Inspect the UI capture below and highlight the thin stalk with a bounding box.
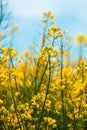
[9,72,22,130]
[36,55,51,130]
[60,38,67,129]
[36,62,48,93]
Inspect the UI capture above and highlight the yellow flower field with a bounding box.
[0,11,87,130]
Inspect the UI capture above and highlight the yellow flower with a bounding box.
[76,34,87,45]
[24,51,29,57]
[64,29,67,33]
[60,85,65,91]
[43,11,47,16]
[10,104,15,111]
[48,11,54,18]
[13,24,19,30]
[51,26,58,34]
[44,117,57,128]
[47,26,63,39]
[0,99,3,104]
[15,92,20,97]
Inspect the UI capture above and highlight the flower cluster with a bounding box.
[1,11,87,130]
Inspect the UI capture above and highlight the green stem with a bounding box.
[36,55,51,130]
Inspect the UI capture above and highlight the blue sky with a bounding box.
[8,0,87,57]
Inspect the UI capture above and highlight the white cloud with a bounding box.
[7,0,87,51]
[8,0,60,17]
[8,0,87,23]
